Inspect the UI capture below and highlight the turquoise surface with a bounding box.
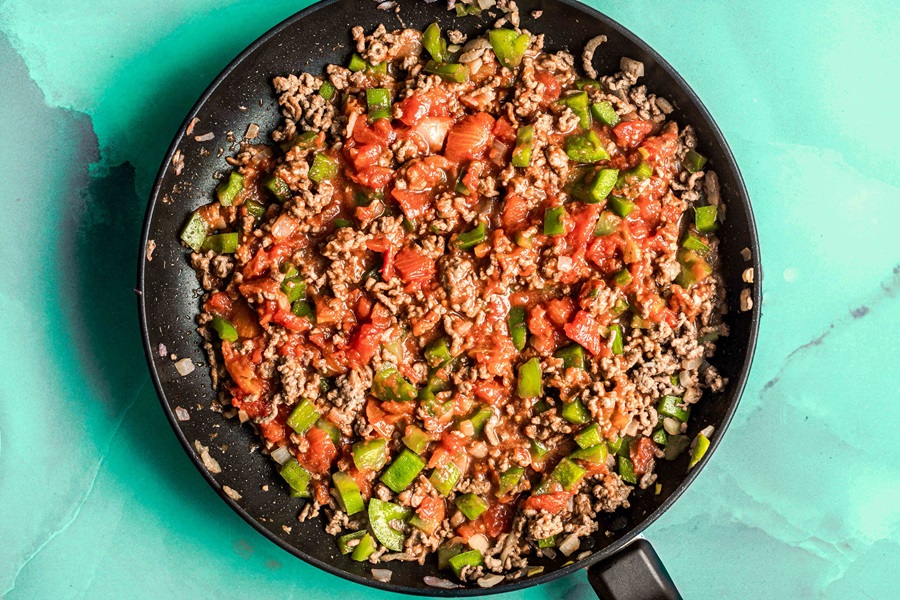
[0,0,897,597]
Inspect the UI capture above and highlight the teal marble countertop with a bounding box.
[1,1,897,597]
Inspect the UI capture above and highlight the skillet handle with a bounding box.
[587,538,682,600]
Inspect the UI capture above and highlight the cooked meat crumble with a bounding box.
[178,15,727,585]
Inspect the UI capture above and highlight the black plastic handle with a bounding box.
[587,538,683,600]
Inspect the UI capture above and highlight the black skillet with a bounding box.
[137,1,761,597]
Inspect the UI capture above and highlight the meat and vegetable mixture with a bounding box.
[180,10,727,587]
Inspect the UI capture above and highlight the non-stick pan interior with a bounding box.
[138,0,760,594]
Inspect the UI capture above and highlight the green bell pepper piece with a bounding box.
[516,358,543,399]
[544,206,567,235]
[574,423,602,449]
[351,533,377,561]
[281,277,306,303]
[287,399,319,434]
[429,461,461,496]
[244,199,266,219]
[536,536,557,549]
[530,438,549,461]
[262,173,290,202]
[583,168,619,203]
[380,449,426,493]
[337,530,367,554]
[216,171,244,206]
[423,60,470,83]
[576,78,600,90]
[455,222,487,249]
[210,316,238,343]
[561,398,591,424]
[569,443,608,464]
[682,232,711,255]
[683,149,708,173]
[348,53,367,72]
[352,438,388,471]
[558,91,591,129]
[422,22,449,62]
[607,436,625,455]
[508,306,527,351]
[613,268,632,287]
[425,338,452,368]
[609,323,624,355]
[308,153,338,183]
[438,543,465,570]
[402,425,436,454]
[591,101,620,127]
[368,498,412,551]
[291,300,315,321]
[497,466,524,496]
[618,455,638,484]
[488,28,530,69]
[695,205,718,233]
[564,130,609,163]
[279,459,311,496]
[367,87,392,122]
[319,81,335,101]
[554,344,585,370]
[608,196,635,218]
[372,365,418,402]
[332,471,365,515]
[593,210,621,236]
[652,428,668,445]
[551,457,587,490]
[449,549,484,579]
[201,232,238,254]
[409,513,440,536]
[658,395,691,422]
[455,493,489,520]
[512,125,534,167]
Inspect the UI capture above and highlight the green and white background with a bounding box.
[0,0,897,597]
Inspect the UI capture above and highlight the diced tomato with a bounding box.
[523,491,570,514]
[491,117,517,144]
[630,436,658,476]
[533,70,562,103]
[230,300,262,339]
[272,308,310,332]
[473,379,508,406]
[404,157,448,190]
[347,322,385,367]
[501,193,531,231]
[346,143,382,171]
[221,340,264,396]
[205,292,233,316]
[314,480,331,505]
[456,518,487,542]
[417,496,446,523]
[396,95,429,127]
[351,165,394,190]
[459,160,484,197]
[394,246,436,283]
[563,310,606,356]
[258,420,285,444]
[442,430,467,454]
[567,204,602,251]
[353,117,396,146]
[527,304,565,354]
[444,112,495,163]
[546,298,576,326]
[314,296,349,328]
[348,467,373,499]
[613,119,654,149]
[586,234,624,274]
[391,188,432,220]
[240,278,291,313]
[640,123,679,163]
[483,503,514,537]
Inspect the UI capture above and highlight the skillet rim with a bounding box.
[137,0,762,595]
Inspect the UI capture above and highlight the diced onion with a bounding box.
[663,417,681,435]
[700,425,715,439]
[424,576,460,589]
[175,406,190,422]
[477,574,505,588]
[194,440,222,474]
[223,486,242,501]
[158,343,168,357]
[620,57,645,78]
[175,358,195,376]
[271,446,292,465]
[489,140,509,166]
[238,409,250,423]
[468,533,489,553]
[414,117,451,152]
[540,547,557,559]
[194,132,215,142]
[478,0,496,10]
[559,533,581,557]
[371,569,393,583]
[682,356,702,370]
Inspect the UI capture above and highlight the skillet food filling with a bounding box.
[182,15,728,584]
